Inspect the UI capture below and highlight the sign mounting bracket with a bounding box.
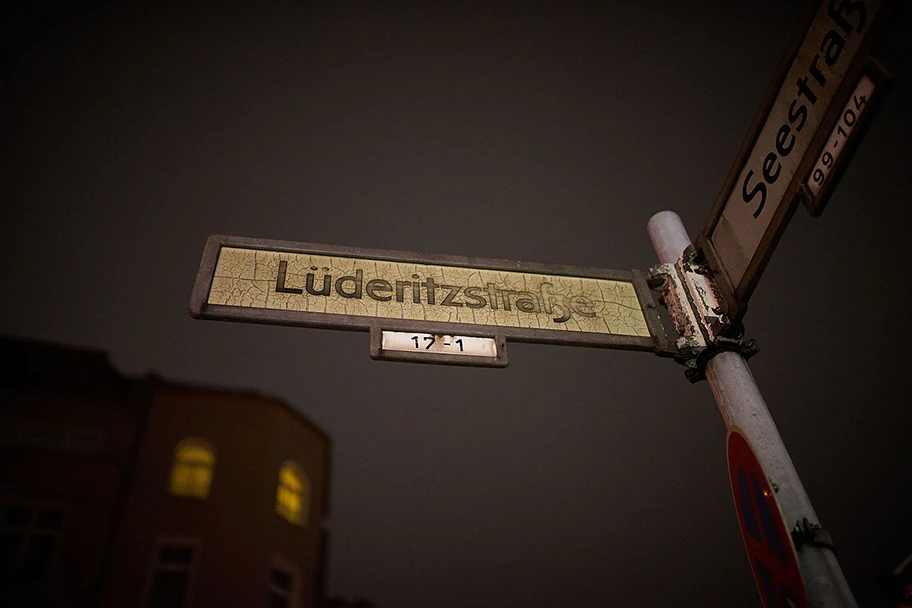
[648,246,758,382]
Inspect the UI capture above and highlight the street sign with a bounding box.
[697,0,892,320]
[728,428,810,608]
[190,235,673,361]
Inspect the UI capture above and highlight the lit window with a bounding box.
[275,462,309,526]
[169,439,215,499]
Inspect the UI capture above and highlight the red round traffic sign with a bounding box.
[727,428,809,607]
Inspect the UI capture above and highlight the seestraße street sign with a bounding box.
[697,0,892,321]
[190,235,673,362]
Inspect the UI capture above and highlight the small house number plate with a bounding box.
[381,331,498,357]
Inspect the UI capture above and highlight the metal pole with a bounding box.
[647,210,857,608]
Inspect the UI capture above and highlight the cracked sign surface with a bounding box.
[206,247,650,337]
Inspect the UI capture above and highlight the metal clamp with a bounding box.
[683,337,760,383]
[647,262,706,354]
[648,253,756,382]
[791,517,838,556]
[678,247,730,343]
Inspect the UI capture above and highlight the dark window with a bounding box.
[21,427,67,449]
[19,535,56,580]
[159,545,194,565]
[0,502,64,580]
[267,562,298,608]
[0,532,22,574]
[147,570,190,608]
[3,423,104,453]
[36,508,64,531]
[268,593,289,608]
[146,541,198,608]
[5,506,32,527]
[0,422,18,445]
[68,429,105,453]
[269,568,291,591]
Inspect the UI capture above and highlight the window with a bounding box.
[266,556,300,608]
[0,502,65,580]
[68,428,105,453]
[0,422,106,453]
[20,426,68,450]
[169,438,215,499]
[144,539,199,608]
[275,461,309,526]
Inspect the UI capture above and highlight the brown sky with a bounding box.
[3,2,911,606]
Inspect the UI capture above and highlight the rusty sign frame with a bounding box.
[189,235,674,358]
[696,0,894,322]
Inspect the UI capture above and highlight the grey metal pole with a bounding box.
[647,211,857,608]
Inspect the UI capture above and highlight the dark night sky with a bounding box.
[3,2,911,606]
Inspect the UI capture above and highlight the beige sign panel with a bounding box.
[701,0,886,317]
[206,246,649,337]
[190,236,671,355]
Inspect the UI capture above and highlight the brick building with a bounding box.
[0,335,330,607]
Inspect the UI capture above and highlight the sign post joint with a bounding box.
[648,245,757,381]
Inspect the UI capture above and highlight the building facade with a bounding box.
[0,336,330,607]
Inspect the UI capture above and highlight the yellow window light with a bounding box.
[276,461,309,526]
[169,438,215,499]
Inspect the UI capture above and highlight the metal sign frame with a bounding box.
[696,0,894,321]
[190,235,674,356]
